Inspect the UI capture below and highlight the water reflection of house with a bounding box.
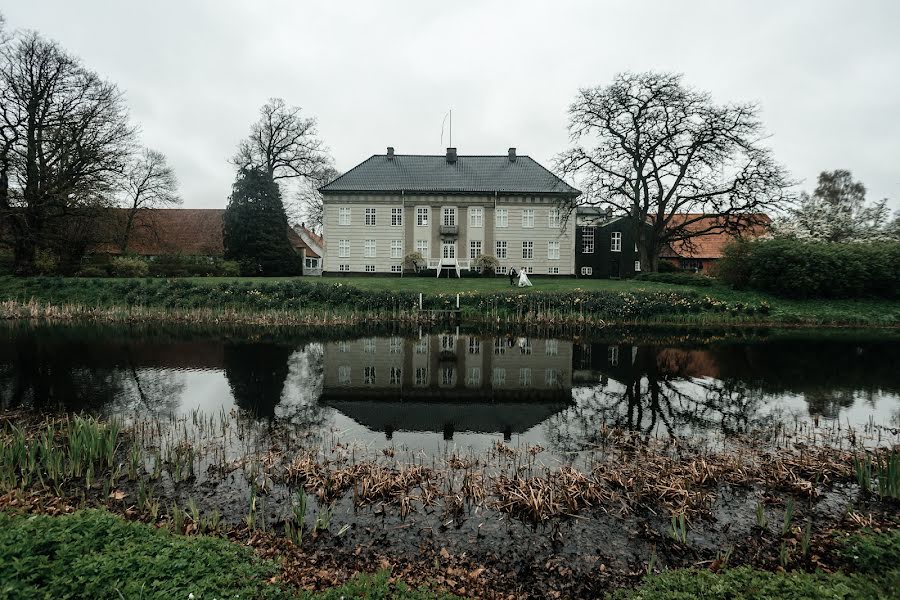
[322,335,573,439]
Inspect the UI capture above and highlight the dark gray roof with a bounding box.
[320,154,580,196]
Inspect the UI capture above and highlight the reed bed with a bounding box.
[2,409,895,530]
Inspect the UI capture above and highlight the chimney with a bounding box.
[386,146,394,160]
[446,147,457,164]
[508,147,517,162]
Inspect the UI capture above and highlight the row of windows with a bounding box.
[337,365,564,387]
[581,229,640,254]
[337,336,561,355]
[337,206,563,229]
[579,261,642,276]
[337,239,563,260]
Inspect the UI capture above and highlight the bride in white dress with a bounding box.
[517,267,533,287]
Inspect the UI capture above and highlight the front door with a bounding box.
[442,241,456,261]
[609,259,620,279]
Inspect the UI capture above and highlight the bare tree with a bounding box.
[118,148,181,252]
[294,165,339,230]
[0,30,134,274]
[233,98,331,182]
[556,72,793,271]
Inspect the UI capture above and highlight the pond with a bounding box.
[2,323,898,457]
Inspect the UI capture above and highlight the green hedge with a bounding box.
[634,272,714,287]
[8,277,770,320]
[718,239,900,299]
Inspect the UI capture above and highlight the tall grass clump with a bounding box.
[853,447,900,499]
[0,416,120,492]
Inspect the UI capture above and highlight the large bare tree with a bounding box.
[118,148,181,252]
[0,30,134,273]
[233,97,331,182]
[294,165,339,230]
[556,72,792,271]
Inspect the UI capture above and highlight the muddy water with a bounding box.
[1,324,898,454]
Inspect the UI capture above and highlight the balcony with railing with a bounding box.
[439,224,459,236]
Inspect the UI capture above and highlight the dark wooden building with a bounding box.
[574,209,648,279]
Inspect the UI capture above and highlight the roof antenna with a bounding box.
[440,108,452,148]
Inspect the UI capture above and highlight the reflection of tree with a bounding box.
[111,367,184,417]
[804,389,856,420]
[276,344,330,433]
[223,343,293,419]
[545,345,776,453]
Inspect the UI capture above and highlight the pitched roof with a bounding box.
[661,213,772,259]
[293,223,324,258]
[320,153,580,196]
[91,208,312,257]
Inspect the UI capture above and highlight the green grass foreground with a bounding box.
[1,509,896,600]
[0,509,455,600]
[0,275,897,327]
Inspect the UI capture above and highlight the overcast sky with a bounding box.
[4,1,898,212]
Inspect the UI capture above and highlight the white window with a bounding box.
[390,367,402,385]
[338,207,351,226]
[364,366,376,384]
[545,369,559,386]
[338,239,350,258]
[391,264,402,273]
[442,207,456,227]
[415,367,428,386]
[468,338,481,354]
[548,266,560,274]
[338,341,348,353]
[339,264,350,272]
[522,209,535,228]
[416,207,429,226]
[469,207,483,227]
[549,208,561,228]
[416,239,428,257]
[390,240,403,259]
[546,340,559,356]
[338,366,351,384]
[582,228,594,254]
[496,240,507,259]
[364,338,376,353]
[469,240,482,259]
[522,241,533,260]
[364,264,376,272]
[304,258,319,269]
[581,266,593,276]
[441,367,455,386]
[415,337,428,354]
[548,241,560,260]
[364,240,376,257]
[467,367,481,386]
[494,338,506,355]
[634,260,641,272]
[520,339,532,355]
[441,334,455,352]
[391,207,403,226]
[495,208,508,228]
[519,368,532,386]
[492,368,506,385]
[608,345,619,366]
[442,241,456,260]
[496,265,507,274]
[365,208,376,226]
[390,337,402,353]
[611,232,622,252]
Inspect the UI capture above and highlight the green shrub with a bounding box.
[110,256,150,278]
[473,254,500,276]
[34,250,58,275]
[74,266,108,278]
[634,272,714,287]
[657,260,678,273]
[718,239,900,299]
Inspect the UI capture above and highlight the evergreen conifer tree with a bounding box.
[223,167,301,275]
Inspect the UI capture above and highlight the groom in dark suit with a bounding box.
[508,267,517,286]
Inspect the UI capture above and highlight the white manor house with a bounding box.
[320,147,581,276]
